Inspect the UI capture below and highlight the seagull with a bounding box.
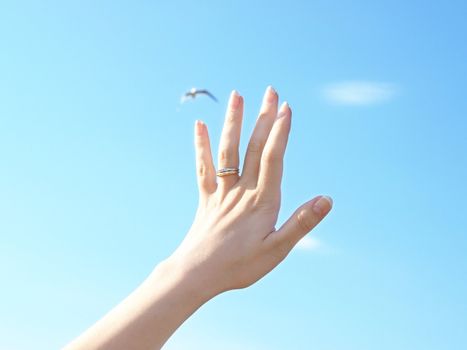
[181,88,218,103]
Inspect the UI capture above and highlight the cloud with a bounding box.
[296,236,322,251]
[323,81,396,106]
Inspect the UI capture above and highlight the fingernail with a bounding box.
[230,90,241,109]
[264,85,277,103]
[277,101,290,118]
[312,196,333,216]
[195,120,204,135]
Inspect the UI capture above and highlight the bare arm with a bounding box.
[64,87,332,350]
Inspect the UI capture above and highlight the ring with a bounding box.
[216,167,240,177]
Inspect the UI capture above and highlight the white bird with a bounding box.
[181,88,218,103]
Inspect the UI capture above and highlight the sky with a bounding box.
[0,1,466,349]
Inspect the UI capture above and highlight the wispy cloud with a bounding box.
[296,236,322,251]
[323,81,396,106]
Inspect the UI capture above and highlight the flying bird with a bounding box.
[181,88,218,103]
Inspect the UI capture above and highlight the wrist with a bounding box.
[147,255,219,306]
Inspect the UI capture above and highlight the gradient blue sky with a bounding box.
[1,1,466,349]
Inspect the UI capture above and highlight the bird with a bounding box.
[181,88,218,103]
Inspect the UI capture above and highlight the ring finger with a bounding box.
[217,90,244,193]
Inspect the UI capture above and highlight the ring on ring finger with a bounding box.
[216,167,240,177]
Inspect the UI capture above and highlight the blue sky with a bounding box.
[1,1,466,349]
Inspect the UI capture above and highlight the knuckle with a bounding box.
[241,190,261,210]
[226,111,237,123]
[250,191,279,213]
[258,111,269,120]
[297,210,315,233]
[258,108,273,120]
[263,150,280,164]
[197,164,208,177]
[228,186,245,202]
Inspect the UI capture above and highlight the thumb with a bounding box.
[268,195,333,250]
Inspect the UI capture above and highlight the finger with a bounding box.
[265,196,333,253]
[217,90,244,193]
[241,86,278,186]
[257,102,291,198]
[194,120,217,196]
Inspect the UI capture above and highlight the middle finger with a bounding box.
[241,86,278,186]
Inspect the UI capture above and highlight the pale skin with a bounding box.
[64,86,333,350]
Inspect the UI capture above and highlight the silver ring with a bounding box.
[216,167,240,177]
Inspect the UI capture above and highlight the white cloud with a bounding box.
[296,236,322,251]
[323,81,396,106]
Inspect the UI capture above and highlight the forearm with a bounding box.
[64,257,214,350]
[64,87,332,349]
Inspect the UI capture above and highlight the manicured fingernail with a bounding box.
[312,196,333,216]
[264,85,277,103]
[277,101,290,118]
[230,90,241,109]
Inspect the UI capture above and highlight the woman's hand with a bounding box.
[64,87,332,350]
[170,86,332,297]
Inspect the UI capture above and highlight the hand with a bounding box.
[64,87,333,350]
[170,86,333,297]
